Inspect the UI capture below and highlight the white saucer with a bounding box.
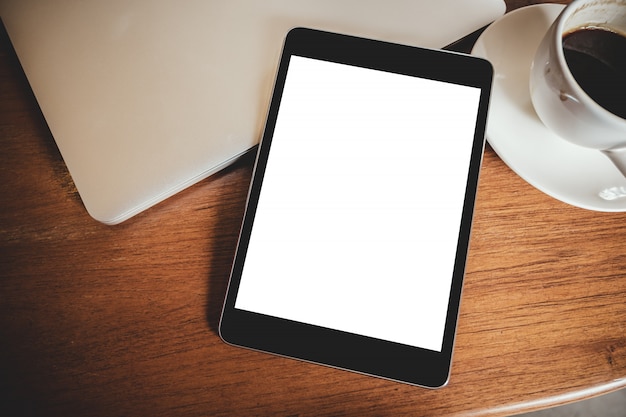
[471,4,626,212]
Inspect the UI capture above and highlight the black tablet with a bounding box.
[219,28,492,388]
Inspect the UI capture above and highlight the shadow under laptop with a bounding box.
[205,149,256,335]
[1,19,83,205]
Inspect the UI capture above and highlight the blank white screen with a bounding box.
[234,56,480,352]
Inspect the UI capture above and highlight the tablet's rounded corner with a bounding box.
[414,355,454,389]
[428,371,452,390]
[217,312,235,346]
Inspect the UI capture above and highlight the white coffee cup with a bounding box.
[529,0,626,177]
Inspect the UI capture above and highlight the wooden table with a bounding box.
[2,1,626,415]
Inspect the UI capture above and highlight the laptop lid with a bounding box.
[0,0,504,224]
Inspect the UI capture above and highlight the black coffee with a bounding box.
[562,27,626,119]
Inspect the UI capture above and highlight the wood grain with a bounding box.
[3,1,626,416]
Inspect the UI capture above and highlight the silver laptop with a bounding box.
[1,0,504,224]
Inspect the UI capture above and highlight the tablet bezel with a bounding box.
[219,27,492,388]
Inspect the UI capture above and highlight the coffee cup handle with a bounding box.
[601,147,626,180]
